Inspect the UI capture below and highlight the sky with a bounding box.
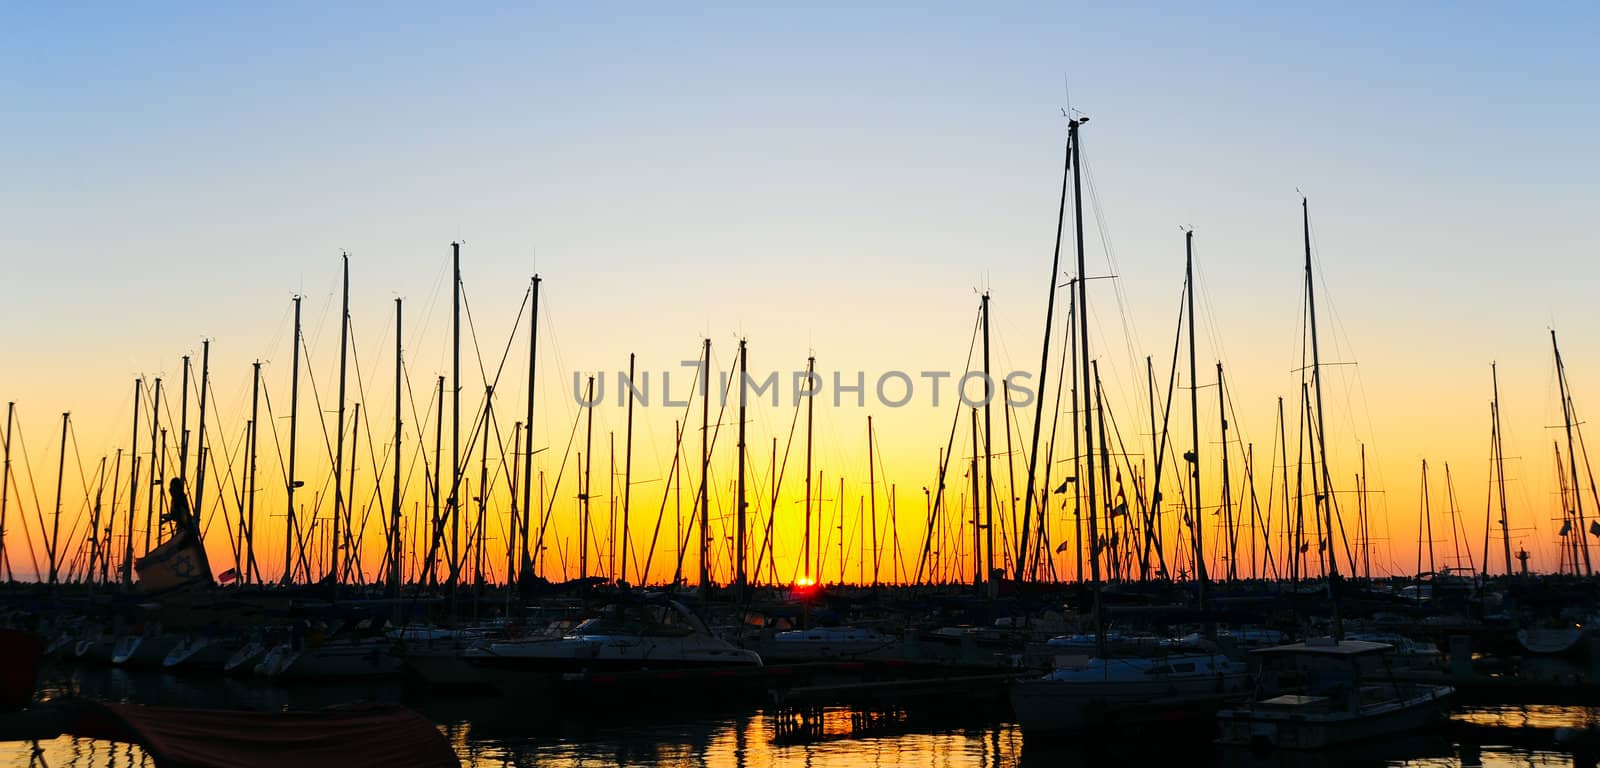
[1,2,1598,585]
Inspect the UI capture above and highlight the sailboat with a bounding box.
[1215,200,1453,749]
[1009,116,1253,732]
[457,598,761,695]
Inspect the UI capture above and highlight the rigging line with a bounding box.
[199,376,246,552]
[673,344,736,584]
[53,422,95,579]
[258,365,305,580]
[642,373,704,585]
[197,421,245,568]
[447,284,531,486]
[1079,155,1145,377]
[914,308,982,585]
[531,377,585,580]
[9,413,46,579]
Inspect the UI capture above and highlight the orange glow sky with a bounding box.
[3,4,1599,584]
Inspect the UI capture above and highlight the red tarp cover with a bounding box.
[63,700,459,768]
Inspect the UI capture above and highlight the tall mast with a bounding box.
[0,403,11,580]
[1360,445,1370,580]
[123,379,141,586]
[970,407,982,589]
[391,298,404,593]
[477,388,491,594]
[1144,359,1158,581]
[624,353,637,585]
[734,341,747,597]
[164,358,189,550]
[803,354,815,583]
[194,340,211,553]
[1018,115,1082,579]
[980,291,994,586]
[286,295,303,584]
[869,415,878,584]
[146,378,162,552]
[88,457,106,585]
[1553,330,1591,575]
[1218,361,1235,582]
[1419,460,1434,575]
[1279,396,1293,585]
[247,362,261,584]
[699,341,712,593]
[430,375,443,586]
[506,423,520,591]
[178,355,191,489]
[1492,363,1513,576]
[449,242,463,612]
[1303,199,1342,597]
[521,275,541,584]
[346,403,360,583]
[1186,230,1208,599]
[48,412,68,585]
[332,253,350,583]
[583,376,595,582]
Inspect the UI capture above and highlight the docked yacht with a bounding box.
[1215,638,1453,750]
[256,637,401,680]
[461,600,761,694]
[1010,653,1250,731]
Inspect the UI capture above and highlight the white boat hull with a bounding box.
[1010,665,1252,731]
[1216,686,1452,750]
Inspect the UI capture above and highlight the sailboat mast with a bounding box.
[1019,116,1081,579]
[0,403,11,580]
[477,389,491,593]
[146,377,161,551]
[521,275,540,583]
[123,382,140,586]
[87,457,106,585]
[427,376,442,585]
[981,292,994,586]
[286,296,303,583]
[194,340,212,556]
[1552,330,1591,575]
[804,354,815,583]
[1361,444,1370,580]
[247,362,261,584]
[625,353,637,585]
[583,376,595,582]
[332,253,350,583]
[449,242,463,611]
[1219,361,1234,581]
[970,407,981,589]
[1492,363,1513,576]
[699,340,711,593]
[1186,230,1208,597]
[869,415,878,584]
[346,402,360,583]
[734,342,747,596]
[48,412,68,585]
[179,355,191,489]
[391,298,404,593]
[1303,199,1340,582]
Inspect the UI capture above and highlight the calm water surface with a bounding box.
[2,666,1595,767]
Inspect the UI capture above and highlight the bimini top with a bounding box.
[1251,639,1394,657]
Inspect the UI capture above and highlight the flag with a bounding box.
[1589,521,1600,538]
[1560,519,1573,536]
[1109,471,1128,517]
[1056,540,1071,554]
[135,529,212,593]
[135,479,214,594]
[217,568,239,585]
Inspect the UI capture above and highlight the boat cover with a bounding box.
[61,699,459,768]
